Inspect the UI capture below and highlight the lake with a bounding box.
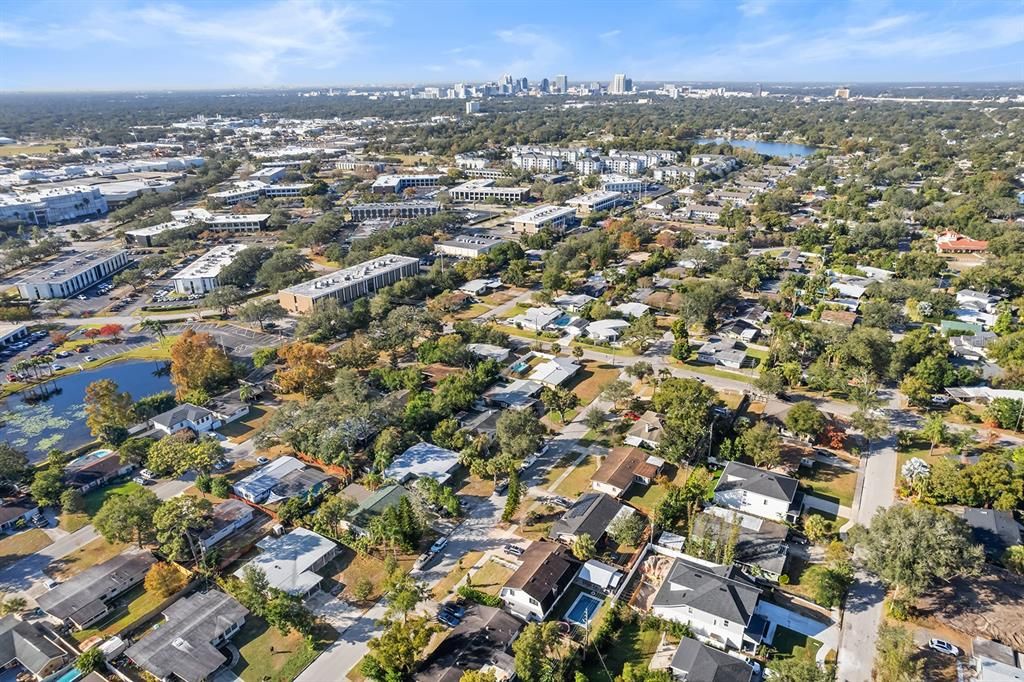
[696,137,819,158]
[0,360,173,462]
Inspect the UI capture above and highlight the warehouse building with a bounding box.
[278,254,420,313]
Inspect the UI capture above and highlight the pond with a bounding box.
[0,360,173,462]
[695,137,819,158]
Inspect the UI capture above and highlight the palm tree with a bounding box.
[141,318,167,345]
[238,384,257,403]
[921,414,948,457]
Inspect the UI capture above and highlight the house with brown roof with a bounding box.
[499,541,578,622]
[63,451,134,493]
[819,309,857,329]
[592,446,665,498]
[625,411,665,449]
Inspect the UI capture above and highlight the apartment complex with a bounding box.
[17,249,130,300]
[171,244,247,295]
[0,185,109,226]
[511,204,577,234]
[278,254,420,313]
[448,179,530,203]
[511,153,563,172]
[349,201,440,221]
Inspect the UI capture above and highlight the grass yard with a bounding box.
[580,620,663,682]
[771,626,823,661]
[568,360,622,407]
[718,390,746,410]
[679,359,758,381]
[623,463,691,516]
[325,549,393,604]
[83,480,145,516]
[0,529,53,571]
[451,303,491,321]
[432,551,484,600]
[553,453,599,499]
[797,463,857,507]
[468,559,515,596]
[516,502,562,540]
[233,618,336,682]
[219,405,274,442]
[570,339,637,357]
[72,583,167,642]
[47,537,129,580]
[0,143,63,157]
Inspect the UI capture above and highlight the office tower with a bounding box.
[754,82,762,97]
[539,77,549,93]
[623,77,632,93]
[610,73,626,94]
[554,74,568,93]
[519,77,528,91]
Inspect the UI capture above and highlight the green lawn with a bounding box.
[468,559,515,596]
[623,464,691,516]
[771,626,823,661]
[83,480,145,516]
[233,618,337,682]
[553,454,599,499]
[677,358,758,381]
[797,463,857,507]
[580,620,663,682]
[0,529,53,571]
[72,583,167,642]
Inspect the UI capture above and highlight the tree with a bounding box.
[803,514,834,544]
[384,572,426,622]
[601,379,634,412]
[513,621,563,682]
[252,346,278,368]
[236,299,286,331]
[608,512,647,546]
[584,408,606,431]
[75,648,105,676]
[572,532,596,560]
[147,435,224,477]
[0,444,28,493]
[276,341,334,398]
[875,623,923,682]
[502,471,522,523]
[154,495,213,563]
[141,317,167,342]
[93,487,160,547]
[362,617,438,680]
[0,597,26,615]
[652,378,719,462]
[335,333,378,369]
[169,330,234,400]
[855,504,983,599]
[785,401,826,440]
[30,468,65,508]
[626,361,654,383]
[144,562,187,598]
[211,476,231,498]
[84,379,135,440]
[920,414,949,456]
[60,488,84,514]
[539,386,579,423]
[753,369,785,398]
[623,315,659,353]
[205,285,246,315]
[984,398,1024,431]
[496,410,545,462]
[740,421,781,469]
[804,562,852,607]
[460,671,499,682]
[266,591,315,636]
[767,656,833,682]
[899,375,932,407]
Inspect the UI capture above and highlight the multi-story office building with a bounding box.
[609,73,628,95]
[511,204,577,234]
[465,101,481,114]
[124,220,196,247]
[601,175,647,193]
[566,190,625,216]
[0,186,108,226]
[554,75,568,93]
[511,153,563,173]
[278,255,421,313]
[172,244,247,295]
[370,174,443,194]
[263,183,311,198]
[209,181,311,205]
[248,167,286,183]
[17,249,130,300]
[348,201,440,221]
[436,234,508,258]
[203,213,270,233]
[465,167,509,180]
[448,179,530,203]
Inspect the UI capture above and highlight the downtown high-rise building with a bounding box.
[610,73,628,94]
[554,74,568,93]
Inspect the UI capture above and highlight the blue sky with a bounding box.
[1,0,1022,91]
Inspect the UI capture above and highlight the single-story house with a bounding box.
[578,559,624,592]
[957,289,1000,313]
[592,447,665,499]
[713,462,799,523]
[971,637,1024,682]
[553,294,595,313]
[718,320,760,343]
[465,343,512,363]
[509,306,563,332]
[233,528,338,599]
[385,442,461,485]
[549,492,630,545]
[125,590,248,682]
[0,498,41,533]
[0,615,71,681]
[624,411,665,449]
[950,330,997,360]
[150,403,222,435]
[669,636,754,682]
[457,408,502,441]
[232,456,324,505]
[344,484,411,536]
[500,541,579,622]
[615,302,650,319]
[460,278,502,297]
[960,507,1022,562]
[586,318,630,343]
[819,309,858,329]
[697,337,748,369]
[36,550,156,630]
[265,467,336,505]
[415,605,522,682]
[199,500,255,550]
[529,357,581,387]
[483,379,543,411]
[63,450,134,493]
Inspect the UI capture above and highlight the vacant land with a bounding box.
[233,618,336,682]
[580,620,663,682]
[0,529,53,571]
[47,538,129,580]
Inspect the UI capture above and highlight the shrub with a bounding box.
[458,585,502,608]
[778,574,790,585]
[144,562,187,598]
[210,476,231,498]
[886,596,911,621]
[352,577,374,602]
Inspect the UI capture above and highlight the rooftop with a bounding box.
[513,204,576,225]
[16,248,126,285]
[172,244,247,281]
[715,461,799,503]
[234,528,337,596]
[36,550,155,626]
[279,254,419,298]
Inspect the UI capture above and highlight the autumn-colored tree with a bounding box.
[83,328,101,339]
[144,562,187,598]
[276,341,335,398]
[169,330,234,400]
[819,424,846,450]
[655,231,678,249]
[619,231,640,251]
[98,323,124,339]
[49,331,68,345]
[84,379,135,439]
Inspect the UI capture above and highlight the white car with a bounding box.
[928,639,960,656]
[139,469,156,480]
[83,355,97,362]
[520,453,539,471]
[429,537,448,554]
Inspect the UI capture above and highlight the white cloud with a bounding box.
[737,0,772,17]
[599,29,622,45]
[495,27,566,76]
[847,15,914,36]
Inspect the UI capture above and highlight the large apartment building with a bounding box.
[278,254,420,313]
[349,201,440,221]
[17,249,130,300]
[511,153,563,173]
[448,179,530,203]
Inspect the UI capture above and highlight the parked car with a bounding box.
[928,639,960,656]
[44,579,59,590]
[429,537,448,554]
[494,479,509,494]
[256,456,270,465]
[440,602,465,619]
[83,356,97,362]
[436,610,460,628]
[213,460,231,471]
[503,544,524,557]
[139,469,156,480]
[56,351,72,358]
[132,476,152,486]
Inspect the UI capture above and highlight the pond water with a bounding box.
[696,137,819,157]
[0,360,172,462]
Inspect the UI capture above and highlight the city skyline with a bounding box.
[1,0,1022,91]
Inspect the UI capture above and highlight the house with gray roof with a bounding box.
[343,484,411,536]
[233,528,338,598]
[713,462,799,523]
[692,506,791,582]
[960,507,1022,562]
[651,557,763,651]
[669,636,754,682]
[385,442,461,485]
[549,492,630,545]
[125,590,248,682]
[0,615,71,680]
[36,550,156,630]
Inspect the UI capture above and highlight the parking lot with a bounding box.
[166,321,290,357]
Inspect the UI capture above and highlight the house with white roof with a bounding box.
[385,442,460,485]
[615,302,650,319]
[586,318,630,343]
[529,357,581,387]
[233,528,338,599]
[509,306,563,332]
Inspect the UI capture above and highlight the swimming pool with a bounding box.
[510,360,529,374]
[52,667,82,682]
[67,449,113,468]
[564,592,603,626]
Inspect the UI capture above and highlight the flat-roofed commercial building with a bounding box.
[171,244,247,295]
[436,234,508,258]
[600,175,647,193]
[449,179,530,203]
[263,183,310,198]
[566,190,624,216]
[371,174,443,194]
[511,204,577,234]
[124,220,194,247]
[278,254,420,313]
[0,185,108,226]
[203,213,270,232]
[0,323,28,347]
[349,201,440,221]
[465,167,508,180]
[209,181,310,205]
[249,166,286,183]
[17,249,130,300]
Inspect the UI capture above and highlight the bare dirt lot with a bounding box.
[915,566,1024,650]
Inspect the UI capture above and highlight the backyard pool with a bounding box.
[565,592,604,626]
[52,667,82,682]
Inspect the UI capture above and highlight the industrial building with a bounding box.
[171,244,247,295]
[16,249,130,300]
[278,254,420,313]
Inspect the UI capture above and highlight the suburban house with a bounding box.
[483,379,543,411]
[692,506,791,582]
[950,330,997,360]
[500,541,579,622]
[415,605,522,682]
[553,293,595,312]
[342,483,411,536]
[586,318,630,343]
[509,306,563,332]
[0,498,41,533]
[0,615,71,681]
[651,558,763,651]
[199,500,255,550]
[713,462,799,523]
[125,590,248,682]
[384,442,461,485]
[232,456,334,505]
[959,507,1022,562]
[956,289,1000,313]
[669,636,755,682]
[149,400,249,436]
[549,492,631,545]
[578,559,625,593]
[615,302,651,319]
[935,230,988,254]
[465,343,512,364]
[528,357,581,387]
[233,528,339,599]
[696,337,748,369]
[36,550,156,630]
[971,637,1024,682]
[592,447,665,498]
[63,451,134,493]
[625,411,666,449]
